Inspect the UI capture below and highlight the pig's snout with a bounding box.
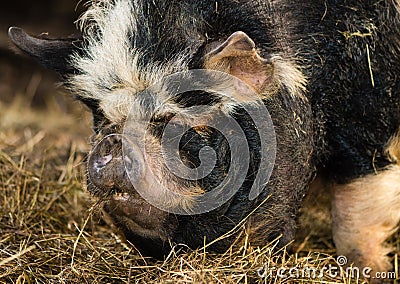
[87,134,143,196]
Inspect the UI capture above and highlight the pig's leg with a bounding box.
[331,165,400,273]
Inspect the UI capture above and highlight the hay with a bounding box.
[0,84,396,284]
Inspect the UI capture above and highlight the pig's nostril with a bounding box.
[122,143,145,184]
[124,155,133,169]
[123,154,141,179]
[94,154,113,172]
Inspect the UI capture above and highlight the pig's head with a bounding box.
[9,0,314,258]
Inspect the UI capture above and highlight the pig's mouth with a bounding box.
[87,134,174,241]
[109,191,156,222]
[88,181,173,241]
[112,192,130,202]
[106,191,170,235]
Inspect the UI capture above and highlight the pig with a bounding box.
[8,0,400,275]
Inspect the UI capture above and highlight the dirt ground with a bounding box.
[0,1,398,283]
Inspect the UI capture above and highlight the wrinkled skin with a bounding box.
[9,0,400,274]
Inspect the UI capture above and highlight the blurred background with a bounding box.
[0,0,92,159]
[0,0,82,106]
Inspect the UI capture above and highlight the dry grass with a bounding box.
[0,78,398,284]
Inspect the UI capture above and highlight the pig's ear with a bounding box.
[204,31,275,94]
[8,27,81,76]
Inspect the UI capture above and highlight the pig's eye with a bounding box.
[172,91,221,107]
[178,126,230,172]
[148,113,176,139]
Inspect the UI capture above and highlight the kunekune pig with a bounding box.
[8,0,400,275]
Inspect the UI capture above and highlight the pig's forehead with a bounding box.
[69,51,190,121]
[67,0,199,122]
[66,0,307,122]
